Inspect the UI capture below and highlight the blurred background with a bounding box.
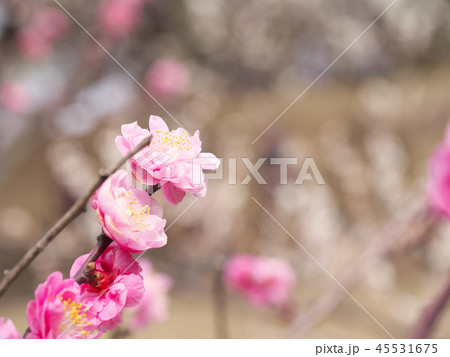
[1,0,450,338]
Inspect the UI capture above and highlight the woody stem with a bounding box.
[73,232,113,285]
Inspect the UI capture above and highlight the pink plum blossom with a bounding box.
[91,170,167,252]
[70,243,144,332]
[16,7,69,61]
[17,27,52,61]
[115,116,220,205]
[128,259,172,331]
[26,272,99,339]
[32,7,70,42]
[428,125,450,218]
[223,254,296,309]
[0,82,29,114]
[144,60,190,101]
[70,243,144,331]
[97,0,145,39]
[0,318,21,339]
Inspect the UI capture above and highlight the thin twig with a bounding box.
[0,135,151,299]
[22,327,31,338]
[409,273,450,339]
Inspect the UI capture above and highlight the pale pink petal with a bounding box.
[161,182,186,205]
[149,115,169,133]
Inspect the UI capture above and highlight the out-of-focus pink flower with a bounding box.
[70,243,144,332]
[32,7,70,42]
[97,0,145,39]
[223,254,296,309]
[26,272,99,339]
[91,170,167,252]
[16,7,70,60]
[0,318,21,339]
[0,82,29,114]
[128,259,172,331]
[428,126,450,218]
[17,27,52,60]
[115,116,220,205]
[144,60,190,101]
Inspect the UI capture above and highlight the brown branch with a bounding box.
[73,232,113,285]
[22,327,31,338]
[0,135,151,299]
[409,273,450,339]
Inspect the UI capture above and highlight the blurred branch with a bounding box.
[283,196,436,338]
[388,212,439,257]
[110,327,130,339]
[0,135,151,300]
[409,272,450,339]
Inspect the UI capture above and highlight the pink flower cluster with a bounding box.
[0,253,170,339]
[69,243,144,332]
[17,6,70,61]
[223,254,296,309]
[92,115,218,251]
[116,115,220,205]
[1,115,218,338]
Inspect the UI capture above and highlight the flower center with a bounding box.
[58,296,91,338]
[153,129,193,151]
[119,191,152,230]
[94,272,115,291]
